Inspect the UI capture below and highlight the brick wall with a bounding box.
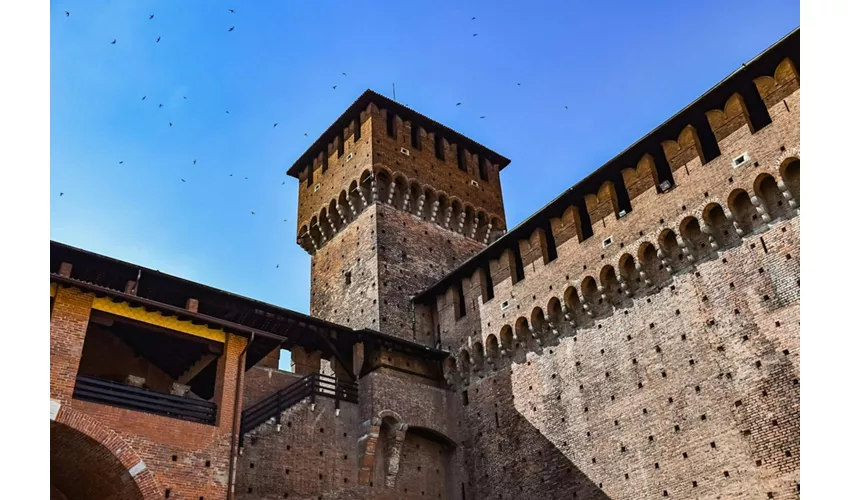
[50,289,250,500]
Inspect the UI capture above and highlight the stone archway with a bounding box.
[51,406,160,500]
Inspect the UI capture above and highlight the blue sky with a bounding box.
[51,0,799,319]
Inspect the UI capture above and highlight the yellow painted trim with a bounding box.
[91,297,226,343]
[50,283,56,297]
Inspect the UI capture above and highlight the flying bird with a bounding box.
[564,105,568,110]
[244,176,248,180]
[193,159,197,165]
[183,96,187,99]
[65,10,69,17]
[141,96,146,100]
[226,110,230,114]
[111,39,117,44]
[342,72,347,76]
[479,116,485,119]
[156,36,161,43]
[517,83,521,86]
[472,17,476,20]
[159,103,163,108]
[304,133,308,136]
[229,9,235,13]
[473,33,478,37]
[60,192,64,196]
[181,179,186,183]
[456,102,462,106]
[149,14,154,20]
[229,174,233,177]
[273,123,278,127]
[332,85,337,90]
[119,161,124,164]
[250,211,255,215]
[276,264,279,268]
[228,26,235,32]
[169,122,173,127]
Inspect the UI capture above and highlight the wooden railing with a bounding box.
[72,375,217,425]
[240,373,357,444]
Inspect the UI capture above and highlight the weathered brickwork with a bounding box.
[51,30,799,500]
[422,50,800,499]
[50,287,250,500]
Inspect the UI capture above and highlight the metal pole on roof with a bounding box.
[392,83,396,101]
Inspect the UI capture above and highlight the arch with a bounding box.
[703,202,736,248]
[619,253,640,290]
[52,406,160,500]
[298,224,314,253]
[359,170,374,205]
[348,180,364,213]
[423,187,438,220]
[328,199,344,231]
[546,297,564,325]
[563,286,582,318]
[599,265,620,303]
[515,317,532,347]
[679,216,711,260]
[499,325,514,352]
[337,190,353,222]
[391,173,409,210]
[657,228,682,269]
[662,124,705,170]
[471,342,485,367]
[728,188,761,234]
[436,192,450,226]
[580,276,601,305]
[461,204,476,237]
[638,241,667,287]
[754,173,791,219]
[780,157,800,204]
[485,334,499,359]
[473,210,489,242]
[309,215,322,247]
[375,169,392,203]
[319,208,333,240]
[530,307,547,337]
[408,181,423,214]
[449,198,464,231]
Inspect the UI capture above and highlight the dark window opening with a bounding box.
[456,146,467,172]
[456,285,467,319]
[321,154,328,173]
[543,226,558,264]
[354,120,361,141]
[345,271,352,286]
[435,135,445,160]
[478,155,489,181]
[483,266,495,303]
[578,202,592,241]
[462,390,469,406]
[386,112,396,138]
[306,164,314,186]
[741,80,772,131]
[411,124,421,149]
[694,114,721,163]
[337,134,345,158]
[512,245,525,283]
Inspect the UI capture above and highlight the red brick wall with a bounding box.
[50,289,249,500]
[425,76,800,499]
[243,366,301,407]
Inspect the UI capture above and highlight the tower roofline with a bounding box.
[286,89,511,178]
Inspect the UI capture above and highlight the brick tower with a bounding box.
[288,90,511,345]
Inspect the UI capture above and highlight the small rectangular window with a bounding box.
[462,390,469,406]
[411,124,421,150]
[544,226,558,263]
[344,271,352,286]
[512,246,525,283]
[435,135,445,160]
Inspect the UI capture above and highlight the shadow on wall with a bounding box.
[462,368,610,500]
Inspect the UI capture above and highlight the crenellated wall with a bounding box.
[415,53,800,499]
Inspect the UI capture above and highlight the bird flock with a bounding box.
[56,7,570,271]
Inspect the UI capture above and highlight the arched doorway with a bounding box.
[50,408,159,500]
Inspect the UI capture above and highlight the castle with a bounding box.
[49,28,800,500]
